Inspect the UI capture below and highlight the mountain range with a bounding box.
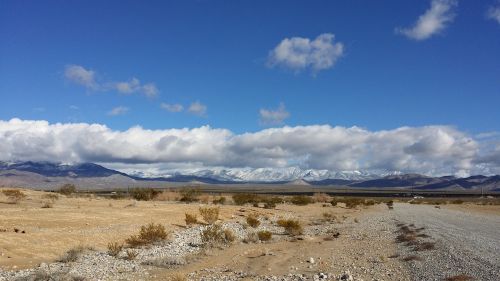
[0,161,499,192]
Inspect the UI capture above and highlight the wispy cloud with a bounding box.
[64,65,99,90]
[487,2,500,24]
[259,103,290,125]
[267,33,344,74]
[65,64,158,98]
[160,103,184,113]
[396,0,457,41]
[187,101,207,117]
[107,106,129,116]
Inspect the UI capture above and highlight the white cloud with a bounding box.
[64,65,98,90]
[487,3,500,24]
[1,119,499,176]
[112,78,159,98]
[267,33,344,74]
[259,103,290,125]
[396,0,457,41]
[65,65,159,97]
[107,106,129,116]
[161,103,184,113]
[187,101,207,117]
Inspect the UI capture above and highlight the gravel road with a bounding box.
[390,203,500,281]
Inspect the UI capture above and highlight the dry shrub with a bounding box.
[58,184,76,195]
[185,213,198,226]
[402,255,422,262]
[246,214,260,228]
[444,275,474,281]
[155,190,180,201]
[243,232,259,243]
[199,206,219,224]
[322,212,337,222]
[262,196,282,209]
[201,224,234,246]
[232,193,261,205]
[343,198,364,209]
[126,223,169,247]
[290,195,312,206]
[199,194,211,204]
[59,245,91,263]
[42,193,59,201]
[2,189,26,203]
[277,219,303,236]
[130,188,160,201]
[107,242,123,257]
[312,193,330,203]
[168,273,187,281]
[179,187,201,202]
[257,230,272,241]
[41,202,53,208]
[414,241,435,251]
[125,249,138,260]
[451,199,464,204]
[212,196,226,205]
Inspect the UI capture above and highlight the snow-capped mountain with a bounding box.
[130,167,389,182]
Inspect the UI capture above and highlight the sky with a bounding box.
[1,0,500,177]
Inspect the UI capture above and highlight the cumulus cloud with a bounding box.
[487,3,500,24]
[64,65,99,90]
[1,119,499,176]
[161,103,184,113]
[65,65,159,97]
[259,103,290,125]
[396,0,457,41]
[187,101,207,117]
[107,106,129,116]
[267,33,344,74]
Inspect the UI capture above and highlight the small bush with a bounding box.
[185,213,198,226]
[312,193,330,203]
[125,249,138,260]
[42,193,59,201]
[59,245,89,263]
[343,198,364,208]
[246,214,260,228]
[212,196,226,205]
[414,242,435,251]
[58,184,77,196]
[330,199,338,206]
[2,189,26,203]
[129,188,160,201]
[41,202,53,208]
[232,193,261,205]
[179,187,201,202]
[322,212,337,222]
[243,232,259,243]
[223,229,236,243]
[107,242,123,257]
[277,219,303,236]
[126,223,169,247]
[155,190,180,201]
[450,199,464,204]
[257,230,272,241]
[199,206,219,224]
[290,195,312,206]
[201,224,233,246]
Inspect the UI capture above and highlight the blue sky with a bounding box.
[1,0,500,176]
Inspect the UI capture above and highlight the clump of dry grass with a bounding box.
[402,255,422,262]
[107,242,123,257]
[312,192,330,203]
[185,213,198,226]
[2,189,26,204]
[59,245,92,263]
[290,195,312,206]
[201,224,234,246]
[243,232,259,243]
[212,196,226,205]
[199,206,219,224]
[223,229,236,242]
[125,249,138,260]
[58,184,76,196]
[41,202,53,208]
[232,193,261,205]
[126,223,170,247]
[155,190,180,201]
[179,187,201,202]
[277,219,303,236]
[444,275,474,281]
[414,241,435,251]
[257,230,272,241]
[42,193,59,201]
[246,214,260,228]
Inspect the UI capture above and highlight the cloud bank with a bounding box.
[396,0,457,41]
[267,33,344,74]
[1,119,499,176]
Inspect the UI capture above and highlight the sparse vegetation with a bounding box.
[201,224,234,246]
[126,223,169,247]
[223,229,236,242]
[58,184,77,196]
[185,213,198,226]
[42,193,59,201]
[41,202,53,208]
[257,230,272,241]
[59,245,90,263]
[2,189,26,204]
[290,195,312,206]
[402,255,422,262]
[246,214,260,228]
[179,187,201,202]
[232,193,261,205]
[125,249,138,260]
[444,275,474,281]
[129,188,160,201]
[107,242,123,257]
[212,196,226,205]
[277,219,303,236]
[168,273,187,281]
[451,199,464,204]
[199,206,219,224]
[262,196,283,209]
[243,232,259,243]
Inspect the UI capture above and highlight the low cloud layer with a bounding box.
[396,0,457,41]
[267,33,344,74]
[1,119,499,176]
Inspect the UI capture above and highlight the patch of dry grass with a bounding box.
[257,230,272,241]
[246,214,260,228]
[277,219,303,236]
[444,275,474,281]
[107,242,123,257]
[185,213,198,226]
[126,223,170,247]
[199,206,219,224]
